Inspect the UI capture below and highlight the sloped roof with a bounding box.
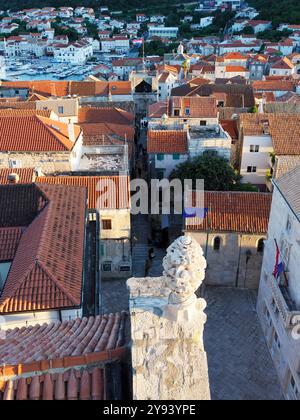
[0,114,81,152]
[0,183,87,314]
[0,312,129,400]
[147,130,188,154]
[276,165,300,220]
[36,176,130,210]
[253,80,295,92]
[0,228,23,262]
[78,107,134,125]
[240,113,300,155]
[170,96,218,118]
[185,191,272,234]
[0,81,132,98]
[0,168,36,185]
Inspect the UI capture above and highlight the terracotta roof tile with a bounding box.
[240,113,300,155]
[0,114,81,152]
[225,66,248,73]
[0,227,23,261]
[252,80,295,92]
[185,191,272,234]
[170,96,218,118]
[0,109,51,118]
[0,183,87,314]
[0,313,127,365]
[0,313,128,400]
[78,107,134,125]
[220,120,238,141]
[36,176,130,210]
[0,169,36,185]
[147,130,188,154]
[0,81,132,98]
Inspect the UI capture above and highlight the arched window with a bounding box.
[213,237,221,251]
[257,238,265,253]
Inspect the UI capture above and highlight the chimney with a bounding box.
[68,119,75,142]
[8,173,20,184]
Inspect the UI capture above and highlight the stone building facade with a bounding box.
[257,167,300,400]
[184,191,272,289]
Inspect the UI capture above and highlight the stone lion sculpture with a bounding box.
[162,236,207,305]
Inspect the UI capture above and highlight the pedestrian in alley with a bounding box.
[144,248,155,276]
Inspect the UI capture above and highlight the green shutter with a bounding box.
[157,154,164,161]
[173,154,180,160]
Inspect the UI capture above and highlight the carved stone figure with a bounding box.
[162,236,207,304]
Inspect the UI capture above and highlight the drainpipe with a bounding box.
[235,234,243,288]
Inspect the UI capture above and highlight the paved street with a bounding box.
[203,287,283,400]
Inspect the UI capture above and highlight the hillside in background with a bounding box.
[249,0,300,26]
[1,0,177,12]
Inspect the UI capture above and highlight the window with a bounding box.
[185,107,190,115]
[102,219,112,230]
[157,170,165,180]
[200,120,207,126]
[173,154,180,160]
[58,106,64,114]
[247,166,257,173]
[102,262,112,272]
[174,109,180,117]
[213,237,221,251]
[100,244,105,257]
[157,154,165,161]
[250,145,260,153]
[257,238,265,253]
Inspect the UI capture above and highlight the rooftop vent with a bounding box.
[7,173,20,184]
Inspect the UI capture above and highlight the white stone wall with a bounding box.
[257,185,300,400]
[0,308,82,330]
[0,152,73,174]
[240,134,273,185]
[151,153,188,178]
[186,231,266,289]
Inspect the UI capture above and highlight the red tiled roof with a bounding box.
[0,81,132,98]
[36,176,130,210]
[148,101,167,118]
[224,52,247,60]
[225,66,248,73]
[0,169,36,185]
[147,130,188,154]
[0,228,23,261]
[78,107,134,125]
[0,313,127,365]
[0,109,51,117]
[0,115,81,152]
[0,183,87,314]
[220,120,238,141]
[252,80,295,92]
[170,96,218,118]
[0,313,129,400]
[269,115,300,155]
[185,191,272,234]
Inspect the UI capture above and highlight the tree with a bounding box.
[170,155,258,192]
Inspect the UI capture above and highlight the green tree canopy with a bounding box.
[170,155,258,192]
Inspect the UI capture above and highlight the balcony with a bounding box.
[268,275,300,329]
